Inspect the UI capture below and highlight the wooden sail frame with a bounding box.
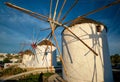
[5,0,120,76]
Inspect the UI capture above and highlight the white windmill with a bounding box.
[19,39,57,69]
[5,0,120,82]
[62,17,112,82]
[20,49,35,68]
[35,39,57,68]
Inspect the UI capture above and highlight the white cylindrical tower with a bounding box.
[62,18,113,82]
[35,39,57,68]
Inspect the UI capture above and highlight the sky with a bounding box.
[0,0,120,55]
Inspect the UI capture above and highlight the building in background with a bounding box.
[20,39,57,68]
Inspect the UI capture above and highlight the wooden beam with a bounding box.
[47,18,98,56]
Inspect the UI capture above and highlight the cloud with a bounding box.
[0,5,51,53]
[0,0,120,55]
[0,21,32,53]
[0,25,31,43]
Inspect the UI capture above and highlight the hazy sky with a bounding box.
[0,0,120,55]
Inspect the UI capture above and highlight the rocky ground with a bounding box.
[0,68,120,82]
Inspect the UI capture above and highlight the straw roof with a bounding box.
[38,39,55,46]
[68,17,107,32]
[19,50,34,55]
[24,50,33,54]
[69,17,102,26]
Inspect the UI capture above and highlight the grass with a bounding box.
[4,72,54,82]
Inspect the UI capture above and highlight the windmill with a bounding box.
[18,27,55,69]
[17,28,41,68]
[4,0,120,82]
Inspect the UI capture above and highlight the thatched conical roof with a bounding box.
[68,17,107,32]
[38,39,55,46]
[19,50,34,56]
[69,17,103,26]
[24,50,33,54]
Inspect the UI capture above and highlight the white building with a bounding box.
[0,53,7,58]
[21,40,57,68]
[10,58,19,63]
[20,50,34,67]
[62,18,113,82]
[35,39,57,68]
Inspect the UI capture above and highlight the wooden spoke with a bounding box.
[42,42,49,60]
[57,0,66,21]
[40,27,51,31]
[64,0,120,25]
[34,28,41,44]
[62,26,98,56]
[80,0,120,18]
[32,48,39,63]
[41,33,53,62]
[48,19,98,56]
[46,17,98,56]
[49,0,52,18]
[53,0,59,20]
[5,0,119,78]
[5,2,48,21]
[49,22,67,75]
[50,39,53,67]
[59,55,67,76]
[60,0,79,22]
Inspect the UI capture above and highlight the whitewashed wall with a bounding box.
[21,54,33,67]
[62,23,113,82]
[35,45,57,68]
[21,45,57,68]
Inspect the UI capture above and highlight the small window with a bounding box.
[96,25,101,32]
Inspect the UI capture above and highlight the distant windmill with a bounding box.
[18,27,42,64]
[18,28,56,69]
[35,39,57,69]
[5,0,120,82]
